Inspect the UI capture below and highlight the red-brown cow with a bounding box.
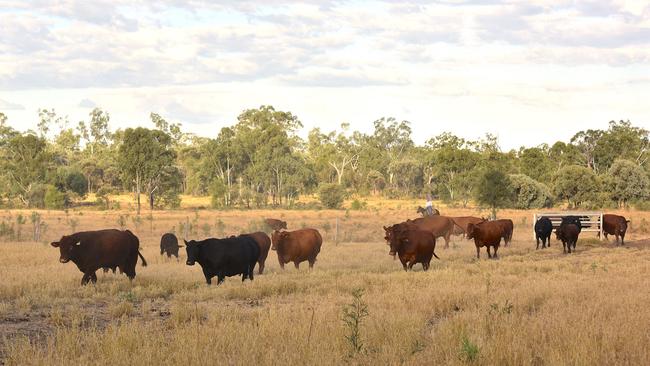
[404,215,455,248]
[51,229,147,285]
[600,214,629,245]
[450,216,485,238]
[271,229,322,269]
[466,221,505,259]
[386,226,439,271]
[265,218,287,231]
[241,231,272,274]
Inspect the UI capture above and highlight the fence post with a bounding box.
[599,212,603,240]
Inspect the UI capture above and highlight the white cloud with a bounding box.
[0,0,648,149]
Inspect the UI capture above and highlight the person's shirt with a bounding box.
[425,200,432,208]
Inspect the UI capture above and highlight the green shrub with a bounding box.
[508,174,552,209]
[65,171,88,197]
[44,185,66,209]
[318,183,345,209]
[26,184,47,208]
[210,180,227,208]
[158,190,181,209]
[95,187,112,210]
[350,199,367,210]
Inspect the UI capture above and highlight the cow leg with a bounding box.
[217,276,225,285]
[536,237,539,250]
[248,266,254,281]
[258,260,265,275]
[308,259,315,269]
[294,261,300,269]
[444,234,450,249]
[202,268,212,285]
[620,233,625,245]
[493,246,499,259]
[486,246,492,259]
[81,274,90,285]
[475,246,480,259]
[90,272,98,283]
[399,257,408,271]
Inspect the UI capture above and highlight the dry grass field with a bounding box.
[0,203,649,365]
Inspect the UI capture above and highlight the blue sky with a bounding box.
[0,0,649,149]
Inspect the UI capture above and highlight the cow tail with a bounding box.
[432,251,440,260]
[138,251,148,267]
[127,231,147,267]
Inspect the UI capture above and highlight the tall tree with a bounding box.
[552,165,600,208]
[118,127,177,214]
[367,117,413,187]
[607,159,649,208]
[474,169,512,219]
[307,124,359,185]
[1,134,51,206]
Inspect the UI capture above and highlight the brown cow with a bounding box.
[450,216,485,238]
[492,219,514,246]
[466,221,505,259]
[404,215,455,248]
[240,232,272,274]
[600,214,629,245]
[265,218,287,231]
[51,229,147,285]
[271,229,322,269]
[386,226,439,271]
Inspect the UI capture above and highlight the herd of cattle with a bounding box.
[49,213,631,286]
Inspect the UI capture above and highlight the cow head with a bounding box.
[271,230,289,251]
[383,225,394,244]
[466,223,476,240]
[386,224,410,257]
[184,240,199,266]
[50,235,80,263]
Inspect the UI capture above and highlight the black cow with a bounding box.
[160,233,181,259]
[184,236,260,285]
[51,229,147,285]
[556,222,580,254]
[562,216,583,232]
[534,217,553,249]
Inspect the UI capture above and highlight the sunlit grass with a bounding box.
[0,207,649,365]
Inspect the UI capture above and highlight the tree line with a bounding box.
[0,106,648,212]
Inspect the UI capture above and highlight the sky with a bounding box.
[0,0,649,150]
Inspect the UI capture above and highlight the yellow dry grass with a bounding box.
[0,206,649,365]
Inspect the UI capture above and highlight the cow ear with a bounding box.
[184,239,189,245]
[383,226,388,230]
[50,241,60,247]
